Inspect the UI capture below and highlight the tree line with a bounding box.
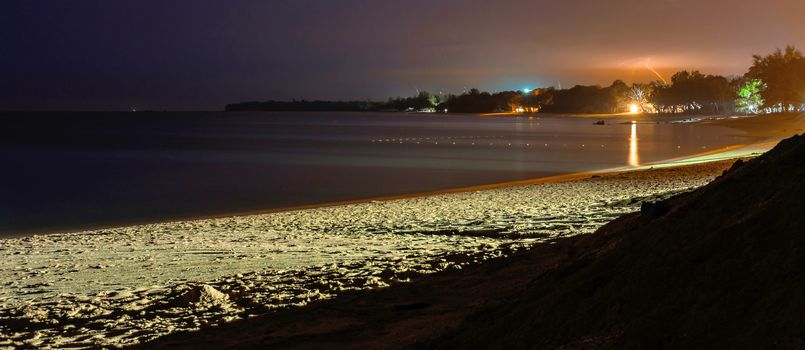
[227,46,805,115]
[225,100,385,112]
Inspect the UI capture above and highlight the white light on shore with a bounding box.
[629,103,640,114]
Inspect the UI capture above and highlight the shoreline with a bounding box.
[1,141,763,240]
[2,142,774,240]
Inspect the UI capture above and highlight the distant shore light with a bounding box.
[628,103,640,114]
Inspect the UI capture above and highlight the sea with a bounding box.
[0,111,744,236]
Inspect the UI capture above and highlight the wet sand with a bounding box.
[702,112,805,140]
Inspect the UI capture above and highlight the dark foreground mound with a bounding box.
[434,134,805,349]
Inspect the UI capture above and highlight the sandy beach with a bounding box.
[1,114,803,349]
[0,159,742,349]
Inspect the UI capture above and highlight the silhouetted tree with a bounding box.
[387,91,439,111]
[538,81,629,114]
[225,100,387,112]
[520,88,555,111]
[629,83,654,113]
[649,71,735,114]
[746,46,805,112]
[439,89,522,113]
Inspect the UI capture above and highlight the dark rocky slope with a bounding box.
[434,134,805,349]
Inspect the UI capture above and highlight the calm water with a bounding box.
[0,111,743,236]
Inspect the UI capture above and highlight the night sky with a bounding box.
[2,0,803,111]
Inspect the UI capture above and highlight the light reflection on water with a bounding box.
[629,122,640,167]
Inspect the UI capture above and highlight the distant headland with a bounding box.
[227,46,805,116]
